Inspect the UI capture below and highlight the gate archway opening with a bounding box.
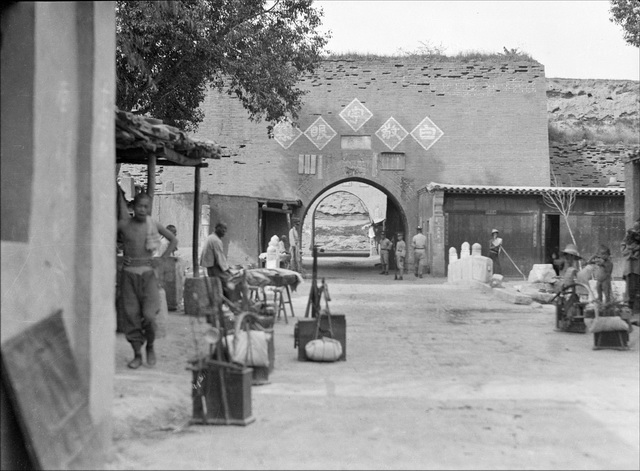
[300,178,408,272]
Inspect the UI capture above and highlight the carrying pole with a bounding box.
[193,167,201,277]
[203,276,231,424]
[500,246,527,280]
[305,244,322,318]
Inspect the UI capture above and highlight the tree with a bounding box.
[542,171,580,266]
[609,0,640,48]
[116,0,330,133]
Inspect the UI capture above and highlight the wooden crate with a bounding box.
[593,330,629,350]
[190,360,255,426]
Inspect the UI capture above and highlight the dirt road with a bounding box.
[106,257,639,470]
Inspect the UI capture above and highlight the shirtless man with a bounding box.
[118,192,177,369]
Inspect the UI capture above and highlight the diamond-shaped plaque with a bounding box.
[375,117,408,151]
[411,116,444,152]
[304,117,336,150]
[339,98,373,131]
[273,121,302,149]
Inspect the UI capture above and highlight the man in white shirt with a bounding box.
[412,226,427,278]
[288,218,300,273]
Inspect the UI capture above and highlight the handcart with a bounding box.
[551,282,594,333]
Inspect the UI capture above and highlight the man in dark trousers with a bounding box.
[117,191,177,369]
[379,230,392,275]
[489,229,503,275]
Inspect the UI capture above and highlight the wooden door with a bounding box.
[446,212,538,278]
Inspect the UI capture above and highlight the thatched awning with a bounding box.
[115,108,223,167]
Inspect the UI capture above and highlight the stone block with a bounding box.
[471,256,493,283]
[447,259,462,283]
[492,287,533,305]
[490,274,504,288]
[527,264,557,283]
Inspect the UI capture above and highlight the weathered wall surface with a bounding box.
[550,142,630,187]
[304,191,371,252]
[547,78,638,140]
[160,58,547,200]
[121,67,639,263]
[1,2,116,467]
[547,78,639,229]
[547,77,639,188]
[122,77,640,195]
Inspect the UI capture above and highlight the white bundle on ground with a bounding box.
[588,316,629,333]
[527,264,557,283]
[305,337,343,362]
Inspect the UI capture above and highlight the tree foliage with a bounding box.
[609,0,640,47]
[116,0,330,133]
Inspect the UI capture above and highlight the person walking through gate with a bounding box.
[379,230,392,275]
[117,192,177,369]
[394,232,406,280]
[289,218,300,273]
[489,229,503,275]
[412,226,427,278]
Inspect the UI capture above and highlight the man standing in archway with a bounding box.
[412,226,427,278]
[379,230,392,275]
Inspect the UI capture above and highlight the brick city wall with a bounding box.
[158,58,550,226]
[549,142,638,187]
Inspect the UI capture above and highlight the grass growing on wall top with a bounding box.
[548,120,640,145]
[324,47,538,64]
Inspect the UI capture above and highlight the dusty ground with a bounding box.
[105,257,639,470]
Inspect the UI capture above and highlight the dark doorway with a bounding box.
[259,204,290,254]
[385,201,405,271]
[545,214,560,267]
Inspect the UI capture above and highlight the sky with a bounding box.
[315,0,640,80]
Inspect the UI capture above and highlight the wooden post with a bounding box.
[147,155,156,210]
[258,204,263,263]
[193,167,201,278]
[311,205,316,249]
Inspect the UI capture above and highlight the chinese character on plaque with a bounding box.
[375,117,408,151]
[410,116,444,152]
[339,98,373,131]
[304,117,336,150]
[273,121,302,149]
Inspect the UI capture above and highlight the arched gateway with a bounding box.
[301,179,409,268]
[152,57,550,275]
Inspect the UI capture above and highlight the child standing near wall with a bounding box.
[587,244,614,303]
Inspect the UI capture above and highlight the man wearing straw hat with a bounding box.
[488,229,503,275]
[560,243,583,289]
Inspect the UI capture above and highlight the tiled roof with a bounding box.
[115,109,223,166]
[423,182,624,196]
